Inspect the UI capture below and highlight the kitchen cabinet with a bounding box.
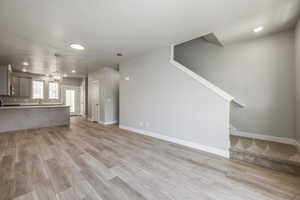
[11,75,19,96]
[0,65,11,96]
[19,77,31,97]
[11,76,32,97]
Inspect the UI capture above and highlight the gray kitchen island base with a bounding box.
[0,105,70,133]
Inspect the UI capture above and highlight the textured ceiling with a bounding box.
[0,0,299,76]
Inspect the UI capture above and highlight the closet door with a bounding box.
[90,80,100,122]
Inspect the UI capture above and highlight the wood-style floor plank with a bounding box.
[0,117,298,200]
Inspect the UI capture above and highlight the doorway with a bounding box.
[61,86,81,115]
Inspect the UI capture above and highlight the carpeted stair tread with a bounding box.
[230,135,300,175]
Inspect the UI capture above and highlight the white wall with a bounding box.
[175,30,295,139]
[88,67,119,123]
[295,19,300,143]
[119,47,231,156]
[61,78,83,87]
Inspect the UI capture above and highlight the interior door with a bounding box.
[80,79,86,116]
[90,80,100,122]
[62,86,81,115]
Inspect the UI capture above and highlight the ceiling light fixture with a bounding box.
[70,44,85,50]
[23,62,29,66]
[253,26,264,33]
[63,74,68,77]
[72,70,76,73]
[22,68,27,72]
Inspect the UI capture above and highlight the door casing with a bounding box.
[61,85,81,115]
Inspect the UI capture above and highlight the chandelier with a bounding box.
[52,71,62,81]
[51,54,63,82]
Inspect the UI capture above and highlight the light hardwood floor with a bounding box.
[0,117,300,200]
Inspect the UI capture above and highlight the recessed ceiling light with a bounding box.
[70,44,85,50]
[22,68,27,72]
[23,62,29,66]
[72,70,76,73]
[63,74,68,77]
[253,26,264,33]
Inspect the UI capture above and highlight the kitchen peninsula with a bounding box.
[0,105,70,133]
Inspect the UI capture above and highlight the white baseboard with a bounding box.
[86,118,118,125]
[231,130,297,146]
[104,120,118,125]
[119,125,229,158]
[296,141,300,151]
[98,120,118,125]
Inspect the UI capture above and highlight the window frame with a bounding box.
[48,81,60,100]
[32,80,45,99]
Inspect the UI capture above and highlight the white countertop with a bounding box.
[0,105,69,110]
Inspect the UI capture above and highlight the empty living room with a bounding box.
[0,0,300,199]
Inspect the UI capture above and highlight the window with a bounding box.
[49,82,59,99]
[32,80,44,99]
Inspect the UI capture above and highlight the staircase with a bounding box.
[230,135,300,175]
[171,39,300,175]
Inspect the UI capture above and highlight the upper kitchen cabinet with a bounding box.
[0,65,11,96]
[11,76,32,97]
[19,77,32,97]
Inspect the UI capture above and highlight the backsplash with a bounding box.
[2,96,62,105]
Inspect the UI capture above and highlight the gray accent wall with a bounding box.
[119,47,230,152]
[296,19,300,143]
[88,67,119,123]
[175,30,295,139]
